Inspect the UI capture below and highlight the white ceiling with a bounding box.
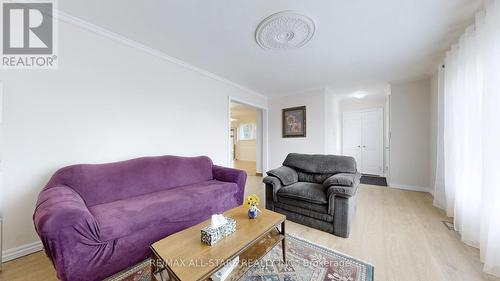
[59,0,483,97]
[231,102,257,122]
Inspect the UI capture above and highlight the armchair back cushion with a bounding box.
[46,155,213,207]
[283,153,357,174]
[295,171,333,184]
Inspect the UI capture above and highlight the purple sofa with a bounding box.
[33,155,246,281]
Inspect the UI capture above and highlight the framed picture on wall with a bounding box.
[282,106,306,138]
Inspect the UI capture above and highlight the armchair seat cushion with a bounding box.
[277,182,327,205]
[89,180,238,241]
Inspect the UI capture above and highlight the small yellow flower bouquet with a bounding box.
[246,194,261,219]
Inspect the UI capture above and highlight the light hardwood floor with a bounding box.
[232,160,257,176]
[1,176,498,281]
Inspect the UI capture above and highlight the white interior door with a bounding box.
[342,109,384,175]
[361,109,383,175]
[342,112,362,168]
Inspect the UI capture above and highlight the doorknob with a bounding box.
[357,145,361,148]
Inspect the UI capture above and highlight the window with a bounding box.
[239,123,256,140]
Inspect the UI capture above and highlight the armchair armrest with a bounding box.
[324,172,361,198]
[212,165,247,205]
[263,176,282,202]
[325,173,360,217]
[266,166,298,186]
[263,166,297,209]
[323,172,361,188]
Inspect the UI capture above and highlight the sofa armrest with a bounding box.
[34,185,101,280]
[266,166,298,185]
[212,165,247,205]
[34,185,97,236]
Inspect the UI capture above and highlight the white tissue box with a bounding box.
[201,217,236,246]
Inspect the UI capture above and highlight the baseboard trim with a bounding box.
[256,172,263,176]
[388,182,431,193]
[2,241,43,262]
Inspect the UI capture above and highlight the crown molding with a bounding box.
[52,10,268,100]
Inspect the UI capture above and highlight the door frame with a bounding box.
[342,107,384,176]
[227,96,268,175]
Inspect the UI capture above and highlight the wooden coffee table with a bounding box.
[150,205,286,281]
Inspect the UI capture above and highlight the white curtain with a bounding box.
[434,0,500,277]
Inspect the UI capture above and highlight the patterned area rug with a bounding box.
[106,235,374,281]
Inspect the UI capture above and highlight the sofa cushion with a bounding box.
[89,180,238,241]
[266,166,298,185]
[323,173,361,187]
[283,153,357,174]
[277,182,327,205]
[48,155,214,207]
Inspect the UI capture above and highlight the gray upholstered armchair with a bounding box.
[263,153,361,238]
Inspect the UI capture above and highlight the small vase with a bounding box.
[248,206,259,219]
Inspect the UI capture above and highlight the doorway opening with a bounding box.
[337,87,390,186]
[229,100,264,177]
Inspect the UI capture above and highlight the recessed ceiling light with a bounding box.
[255,11,315,50]
[352,91,368,99]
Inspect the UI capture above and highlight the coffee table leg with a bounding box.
[281,221,287,263]
[151,248,172,281]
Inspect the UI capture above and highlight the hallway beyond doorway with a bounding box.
[232,160,258,176]
[229,100,263,176]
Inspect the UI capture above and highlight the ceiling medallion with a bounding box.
[255,11,315,50]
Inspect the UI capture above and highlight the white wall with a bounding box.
[255,109,263,173]
[268,89,326,169]
[0,19,267,257]
[430,66,446,206]
[325,89,341,154]
[235,140,256,161]
[338,95,387,112]
[389,79,431,191]
[429,68,440,191]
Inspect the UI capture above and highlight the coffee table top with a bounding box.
[151,205,286,281]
